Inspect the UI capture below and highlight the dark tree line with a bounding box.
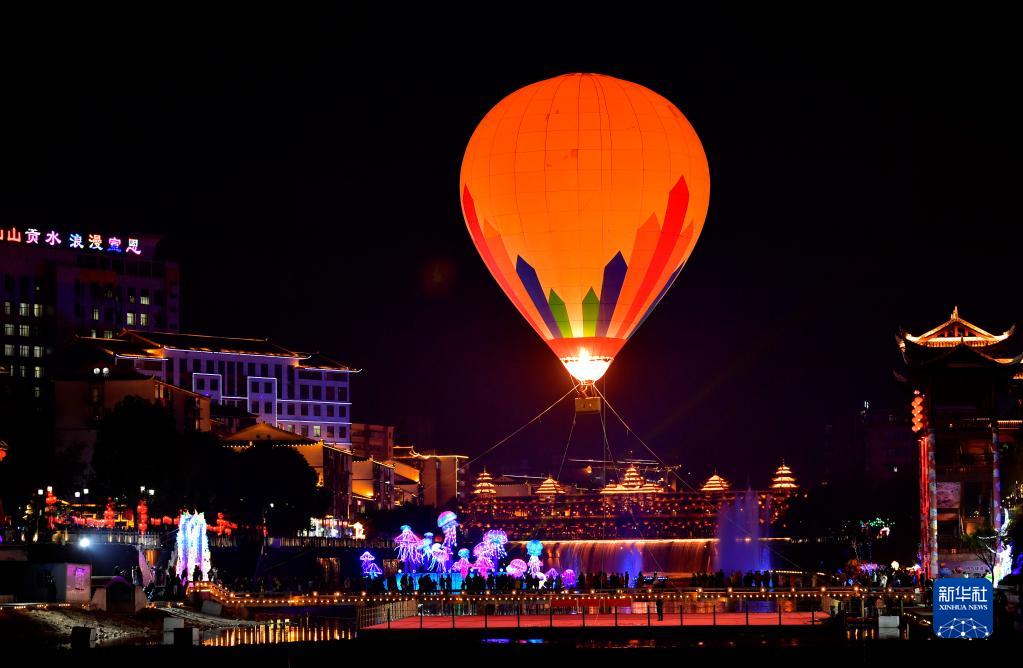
[90,396,326,534]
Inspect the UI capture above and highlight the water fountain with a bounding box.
[715,488,771,575]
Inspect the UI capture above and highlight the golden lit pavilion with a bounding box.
[535,476,566,497]
[472,470,497,495]
[600,464,663,495]
[700,471,731,493]
[770,461,798,491]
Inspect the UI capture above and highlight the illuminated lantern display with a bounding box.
[460,73,710,383]
[0,439,7,462]
[437,510,458,549]
[430,543,451,572]
[506,558,528,578]
[174,512,210,581]
[482,528,508,560]
[360,551,382,578]
[561,569,578,588]
[911,390,926,433]
[136,498,148,534]
[394,525,423,571]
[103,501,116,529]
[453,548,472,580]
[525,539,545,581]
[420,532,435,566]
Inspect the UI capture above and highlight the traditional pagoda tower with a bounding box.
[896,307,1022,579]
[535,475,566,497]
[770,461,798,492]
[599,464,663,495]
[472,470,497,496]
[700,471,731,493]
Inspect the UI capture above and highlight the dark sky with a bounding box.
[2,5,1020,486]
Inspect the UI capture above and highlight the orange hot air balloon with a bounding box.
[460,73,710,383]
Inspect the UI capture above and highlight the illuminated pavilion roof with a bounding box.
[472,470,497,495]
[896,307,1023,375]
[901,307,1011,349]
[535,476,566,496]
[700,471,731,493]
[600,464,663,495]
[770,461,798,490]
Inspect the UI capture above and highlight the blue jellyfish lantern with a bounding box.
[437,510,458,549]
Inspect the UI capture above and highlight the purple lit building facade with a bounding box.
[84,330,355,445]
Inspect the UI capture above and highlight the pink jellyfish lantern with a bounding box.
[394,524,422,571]
[506,559,528,579]
[562,569,578,588]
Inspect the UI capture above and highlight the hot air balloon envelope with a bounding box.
[461,73,710,382]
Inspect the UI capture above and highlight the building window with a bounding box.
[3,344,12,356]
[2,301,10,315]
[18,325,30,337]
[19,345,29,357]
[313,425,321,438]
[140,290,150,305]
[263,401,272,414]
[326,386,335,400]
[3,324,12,336]
[89,329,97,338]
[33,366,42,379]
[300,385,309,400]
[139,312,148,326]
[103,330,113,339]
[251,401,259,413]
[32,304,41,317]
[196,378,205,390]
[18,303,28,317]
[92,307,100,321]
[33,346,42,358]
[313,405,321,417]
[126,312,136,325]
[300,404,309,416]
[287,404,295,416]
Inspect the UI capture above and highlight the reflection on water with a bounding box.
[202,618,354,646]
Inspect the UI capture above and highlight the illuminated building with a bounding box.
[392,445,468,507]
[64,330,356,445]
[599,464,663,494]
[0,231,178,399]
[461,466,790,540]
[471,470,497,495]
[350,423,395,460]
[770,461,798,491]
[700,472,731,493]
[535,476,566,497]
[897,307,1022,578]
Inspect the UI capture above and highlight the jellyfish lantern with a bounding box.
[360,551,382,579]
[472,542,494,579]
[437,511,458,549]
[430,543,451,573]
[421,532,436,569]
[561,569,578,588]
[483,529,508,560]
[526,539,545,577]
[453,548,472,580]
[506,559,528,579]
[394,525,423,572]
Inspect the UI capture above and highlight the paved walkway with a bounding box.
[365,611,828,630]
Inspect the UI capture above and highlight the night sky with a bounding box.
[2,6,1020,486]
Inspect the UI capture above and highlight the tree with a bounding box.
[959,525,1008,577]
[226,446,327,535]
